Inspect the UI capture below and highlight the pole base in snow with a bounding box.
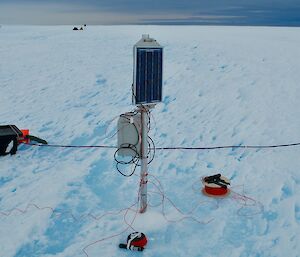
[139,204,147,213]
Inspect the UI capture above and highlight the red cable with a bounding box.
[82,186,141,256]
[82,201,139,257]
[0,177,263,256]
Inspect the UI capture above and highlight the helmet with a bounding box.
[127,232,148,248]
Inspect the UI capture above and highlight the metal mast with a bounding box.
[139,107,148,213]
[132,34,163,213]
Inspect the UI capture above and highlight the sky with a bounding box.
[0,0,300,26]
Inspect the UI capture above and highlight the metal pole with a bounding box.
[139,106,148,213]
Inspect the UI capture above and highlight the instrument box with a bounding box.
[0,125,23,156]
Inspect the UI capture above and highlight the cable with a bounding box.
[25,143,117,149]
[23,104,300,153]
[114,145,139,177]
[116,154,138,177]
[0,175,264,257]
[154,142,300,150]
[147,135,156,164]
[82,184,141,257]
[114,144,139,165]
[25,141,300,151]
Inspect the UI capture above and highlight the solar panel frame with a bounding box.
[133,47,163,105]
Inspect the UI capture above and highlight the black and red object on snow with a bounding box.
[119,232,148,251]
[0,125,47,156]
[0,125,22,156]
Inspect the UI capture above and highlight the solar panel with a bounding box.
[133,36,163,105]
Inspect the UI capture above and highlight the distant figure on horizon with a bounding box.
[73,27,79,31]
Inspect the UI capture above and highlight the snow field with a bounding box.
[1,25,300,257]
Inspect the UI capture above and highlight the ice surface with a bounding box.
[1,25,300,257]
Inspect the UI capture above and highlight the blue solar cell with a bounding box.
[137,50,146,103]
[146,51,152,102]
[135,48,163,104]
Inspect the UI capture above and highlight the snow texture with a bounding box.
[1,25,300,257]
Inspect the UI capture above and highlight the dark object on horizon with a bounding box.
[0,125,22,156]
[73,27,79,30]
[84,24,87,27]
[80,27,83,30]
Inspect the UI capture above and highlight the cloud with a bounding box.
[0,0,300,25]
[0,2,137,25]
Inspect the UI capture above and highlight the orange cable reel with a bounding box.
[202,173,231,197]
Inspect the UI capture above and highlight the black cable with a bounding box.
[24,109,300,154]
[131,139,154,166]
[26,142,300,151]
[131,111,155,166]
[154,142,300,150]
[144,109,155,164]
[116,161,138,177]
[25,143,117,149]
[147,135,156,165]
[114,144,139,165]
[114,146,139,177]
